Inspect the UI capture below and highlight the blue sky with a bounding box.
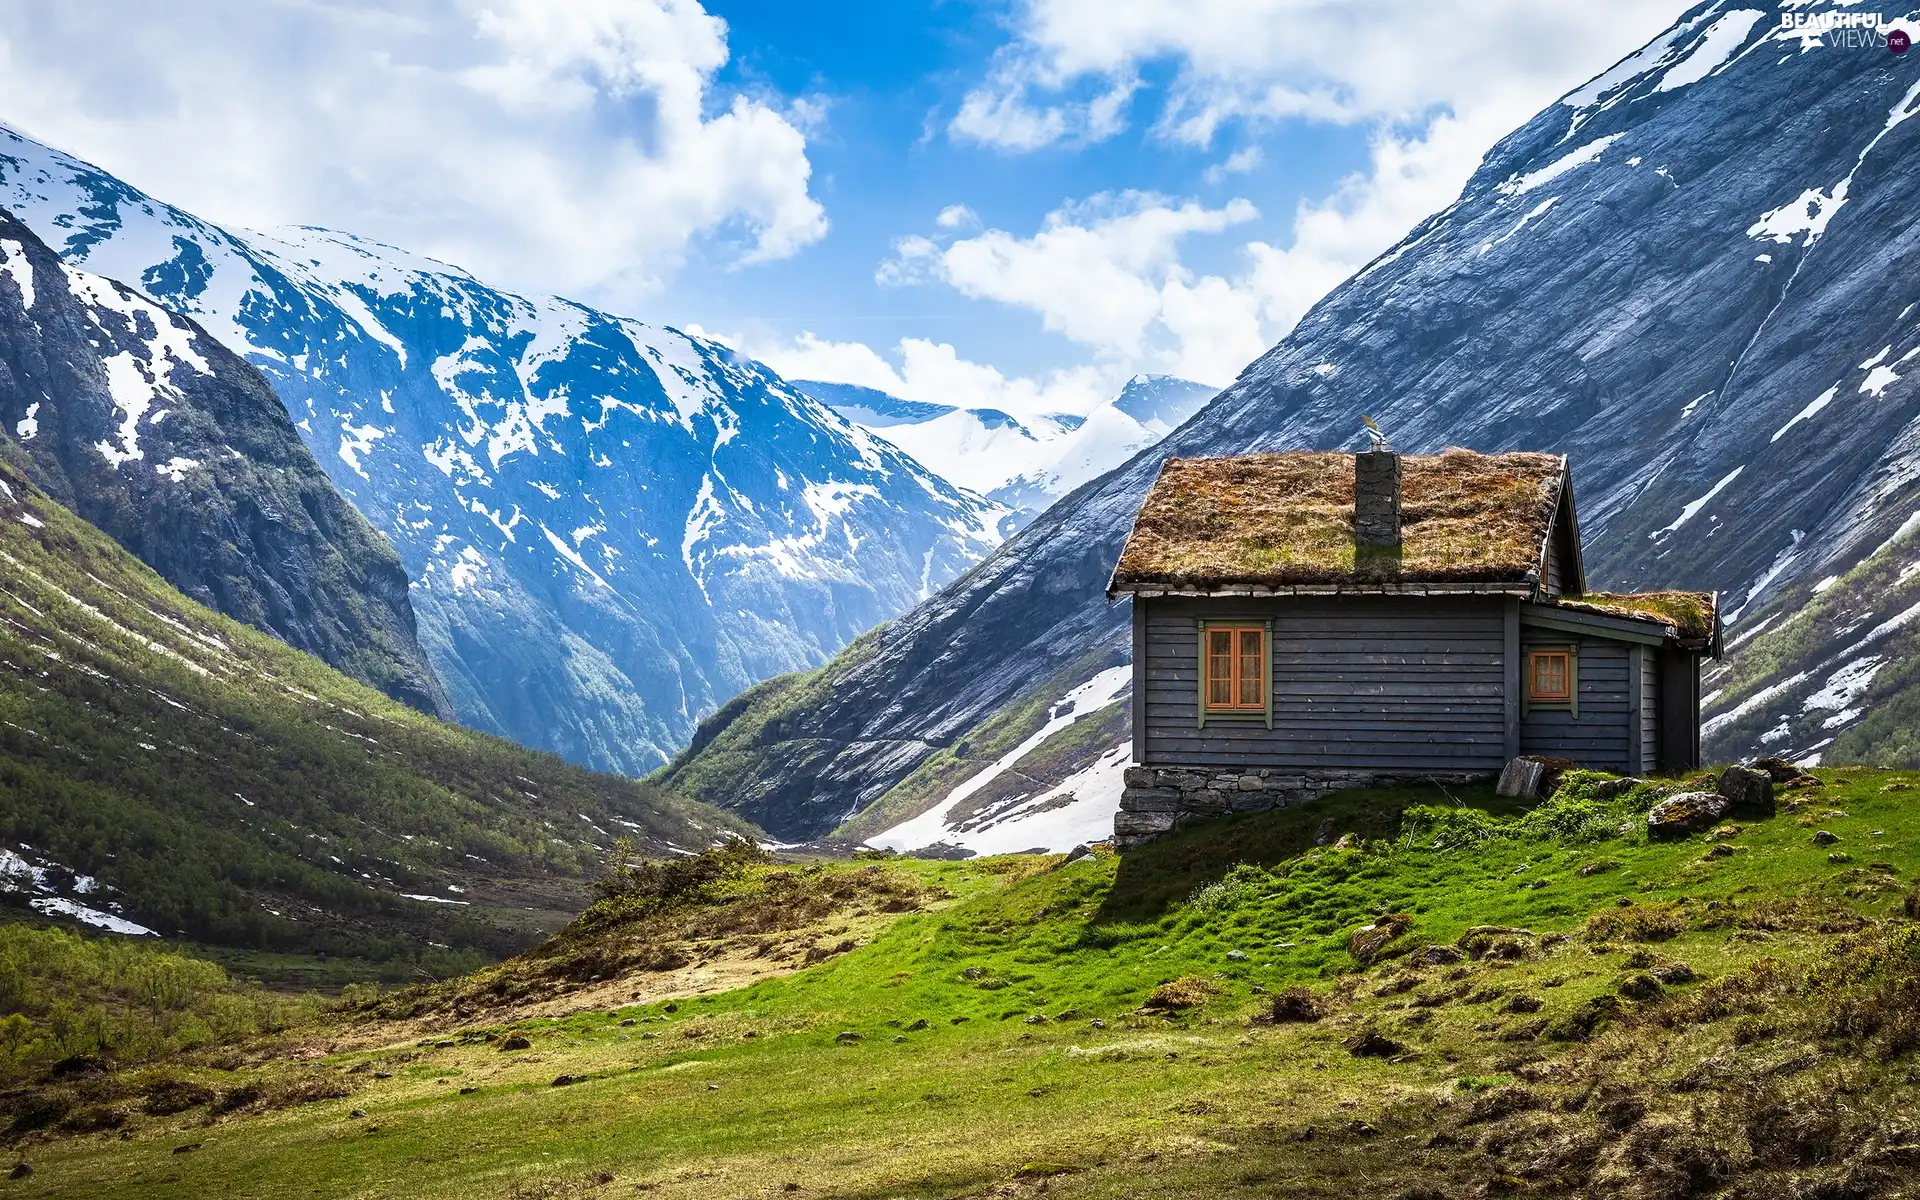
[0,0,1690,415]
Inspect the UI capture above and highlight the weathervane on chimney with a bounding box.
[1361,414,1391,453]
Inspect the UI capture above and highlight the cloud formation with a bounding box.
[950,0,1688,151]
[0,0,826,302]
[860,1,1689,392]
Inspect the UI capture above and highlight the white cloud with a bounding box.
[1202,145,1262,185]
[935,204,979,230]
[918,1,1689,385]
[950,66,1138,151]
[753,331,1112,419]
[880,191,1261,380]
[953,0,1689,151]
[0,0,826,301]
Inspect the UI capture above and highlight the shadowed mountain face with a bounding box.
[661,3,1920,839]
[0,208,447,716]
[0,128,1005,776]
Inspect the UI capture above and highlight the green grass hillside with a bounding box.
[11,766,1920,1197]
[0,451,750,973]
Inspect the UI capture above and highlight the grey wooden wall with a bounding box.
[1639,644,1658,774]
[1138,595,1508,772]
[1518,636,1635,772]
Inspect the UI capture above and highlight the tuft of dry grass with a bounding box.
[1110,449,1565,590]
[1140,976,1222,1012]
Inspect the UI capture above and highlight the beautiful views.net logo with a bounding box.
[1779,11,1912,53]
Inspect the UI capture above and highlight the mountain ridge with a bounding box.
[0,447,748,966]
[0,129,1006,776]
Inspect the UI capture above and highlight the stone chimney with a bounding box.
[1354,450,1403,552]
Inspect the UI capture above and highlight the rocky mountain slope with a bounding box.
[661,2,1920,842]
[0,448,744,966]
[797,374,1215,529]
[0,127,1005,776]
[0,208,445,715]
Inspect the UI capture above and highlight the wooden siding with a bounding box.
[1544,518,1579,597]
[1639,645,1659,775]
[1658,650,1701,771]
[1520,636,1634,772]
[1139,595,1508,771]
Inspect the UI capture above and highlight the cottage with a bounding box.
[1105,448,1720,846]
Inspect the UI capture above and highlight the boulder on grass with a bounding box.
[1716,765,1775,817]
[1347,914,1412,964]
[1496,756,1572,800]
[1647,792,1730,840]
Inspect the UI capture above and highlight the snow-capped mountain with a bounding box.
[663,1,1920,843]
[0,124,1005,775]
[0,208,446,715]
[794,374,1215,528]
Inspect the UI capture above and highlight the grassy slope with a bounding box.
[16,767,1920,1197]
[0,455,751,971]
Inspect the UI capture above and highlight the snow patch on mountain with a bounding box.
[867,665,1130,855]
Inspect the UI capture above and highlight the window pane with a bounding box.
[1209,630,1232,656]
[1531,652,1568,700]
[1238,629,1263,706]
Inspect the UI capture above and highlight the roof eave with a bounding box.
[1110,580,1538,598]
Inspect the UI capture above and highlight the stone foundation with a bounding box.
[1114,765,1494,847]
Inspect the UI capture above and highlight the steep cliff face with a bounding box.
[660,3,1920,839]
[0,208,447,716]
[0,130,1005,776]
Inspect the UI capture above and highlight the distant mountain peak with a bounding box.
[794,374,1217,533]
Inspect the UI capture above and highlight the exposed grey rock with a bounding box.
[1716,765,1776,816]
[0,208,447,715]
[1647,792,1730,840]
[1497,759,1551,801]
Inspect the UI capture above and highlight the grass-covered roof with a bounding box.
[1556,591,1719,641]
[1109,449,1567,592]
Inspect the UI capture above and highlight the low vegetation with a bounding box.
[0,925,316,1086]
[8,765,1920,1197]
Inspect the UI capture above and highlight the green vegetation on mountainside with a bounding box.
[650,624,887,813]
[0,453,748,969]
[14,766,1920,1197]
[1706,519,1920,765]
[0,925,316,1086]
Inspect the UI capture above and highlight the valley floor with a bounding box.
[8,768,1920,1198]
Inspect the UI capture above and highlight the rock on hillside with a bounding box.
[662,3,1920,840]
[0,208,446,715]
[0,128,1005,775]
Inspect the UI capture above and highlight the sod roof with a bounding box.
[1554,591,1719,642]
[1109,449,1568,592]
